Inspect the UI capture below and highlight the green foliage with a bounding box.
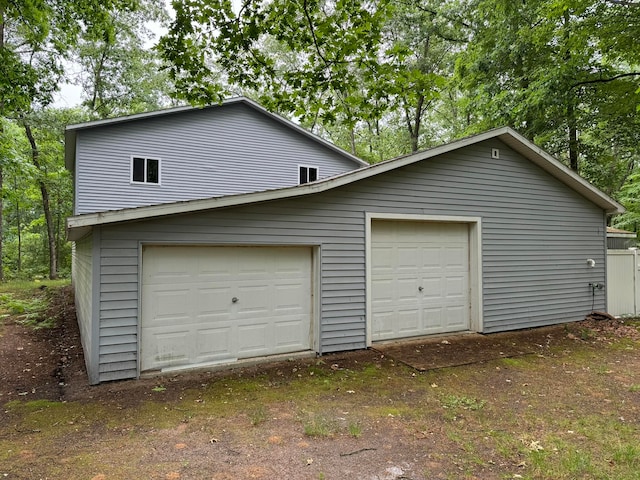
[159,0,464,157]
[454,0,639,179]
[0,290,54,329]
[0,0,145,116]
[1,1,174,281]
[1,110,78,280]
[75,2,174,118]
[160,0,394,125]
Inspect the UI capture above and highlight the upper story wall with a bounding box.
[70,101,364,215]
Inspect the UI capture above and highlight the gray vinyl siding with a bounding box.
[89,139,607,382]
[71,234,98,383]
[74,102,361,215]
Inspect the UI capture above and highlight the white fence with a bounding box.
[607,250,640,316]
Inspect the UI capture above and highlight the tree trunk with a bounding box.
[14,177,21,273]
[350,127,356,155]
[0,9,5,282]
[563,10,579,172]
[0,165,3,281]
[24,122,58,279]
[568,100,579,172]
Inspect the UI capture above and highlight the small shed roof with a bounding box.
[67,127,625,241]
[607,227,635,238]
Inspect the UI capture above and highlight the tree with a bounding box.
[19,110,78,279]
[382,0,468,152]
[160,0,477,158]
[160,0,395,151]
[75,0,174,118]
[455,0,639,178]
[1,0,147,280]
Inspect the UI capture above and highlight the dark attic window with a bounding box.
[299,165,318,184]
[132,157,160,184]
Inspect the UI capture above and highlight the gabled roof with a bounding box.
[64,96,368,171]
[67,126,624,241]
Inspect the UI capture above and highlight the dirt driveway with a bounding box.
[1,287,639,479]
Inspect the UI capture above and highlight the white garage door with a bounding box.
[371,220,470,341]
[141,245,313,372]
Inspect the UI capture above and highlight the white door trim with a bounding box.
[365,213,483,346]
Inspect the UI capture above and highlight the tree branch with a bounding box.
[606,0,640,6]
[302,0,331,67]
[570,72,640,90]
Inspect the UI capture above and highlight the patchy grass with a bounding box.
[440,394,486,411]
[1,314,639,479]
[0,279,70,296]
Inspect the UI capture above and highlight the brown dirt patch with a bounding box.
[0,286,83,402]
[373,328,550,370]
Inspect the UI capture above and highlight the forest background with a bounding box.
[0,0,638,281]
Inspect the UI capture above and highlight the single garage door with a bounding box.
[141,245,313,372]
[371,220,470,341]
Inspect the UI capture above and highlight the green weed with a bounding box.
[441,394,486,411]
[612,444,640,468]
[248,405,268,426]
[500,357,527,367]
[302,413,336,437]
[348,421,362,438]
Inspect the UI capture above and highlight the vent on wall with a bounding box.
[491,148,500,159]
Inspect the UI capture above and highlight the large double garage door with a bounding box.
[141,246,313,372]
[371,220,471,341]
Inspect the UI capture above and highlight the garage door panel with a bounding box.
[196,286,232,316]
[150,288,191,324]
[397,309,422,335]
[397,247,421,269]
[238,322,270,357]
[372,311,396,339]
[372,220,470,341]
[274,318,310,349]
[444,276,467,297]
[195,327,235,360]
[421,307,443,332]
[444,250,466,268]
[422,247,441,269]
[397,278,419,300]
[141,246,313,371]
[421,278,443,298]
[443,306,467,330]
[142,329,191,368]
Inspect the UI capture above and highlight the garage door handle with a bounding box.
[232,297,239,303]
[418,286,423,292]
